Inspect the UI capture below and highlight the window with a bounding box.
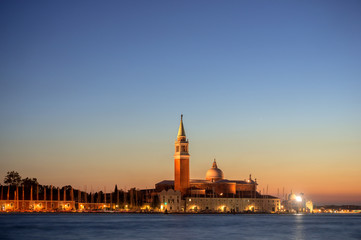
[176,146,179,152]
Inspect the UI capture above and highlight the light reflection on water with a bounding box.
[295,214,304,240]
[0,213,360,240]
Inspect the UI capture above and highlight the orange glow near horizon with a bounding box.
[1,118,360,206]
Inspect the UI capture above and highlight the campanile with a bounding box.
[174,115,190,195]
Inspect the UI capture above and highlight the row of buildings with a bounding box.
[0,185,156,212]
[1,115,313,213]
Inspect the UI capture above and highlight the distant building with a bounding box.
[159,189,183,212]
[282,193,313,213]
[0,184,156,212]
[156,115,280,213]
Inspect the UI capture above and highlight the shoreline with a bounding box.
[1,211,359,215]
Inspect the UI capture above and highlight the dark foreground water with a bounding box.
[0,213,360,240]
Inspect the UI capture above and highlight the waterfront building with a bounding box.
[186,196,279,213]
[159,189,183,212]
[0,185,77,212]
[0,185,147,212]
[282,193,313,213]
[156,115,281,213]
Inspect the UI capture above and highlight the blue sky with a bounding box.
[1,0,360,204]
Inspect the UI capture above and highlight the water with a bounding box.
[0,213,360,240]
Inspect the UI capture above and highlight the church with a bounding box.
[156,115,280,213]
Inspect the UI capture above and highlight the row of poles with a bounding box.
[0,185,148,210]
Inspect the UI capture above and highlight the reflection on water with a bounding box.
[294,214,304,239]
[0,213,360,240]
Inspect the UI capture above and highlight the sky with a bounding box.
[0,0,360,205]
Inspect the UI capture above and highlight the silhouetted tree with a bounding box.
[4,171,22,186]
[62,185,73,191]
[22,177,39,187]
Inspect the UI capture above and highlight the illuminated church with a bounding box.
[156,116,280,212]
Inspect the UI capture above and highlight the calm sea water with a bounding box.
[0,213,360,240]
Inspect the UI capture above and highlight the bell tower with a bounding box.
[174,114,190,195]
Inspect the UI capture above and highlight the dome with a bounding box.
[206,159,224,182]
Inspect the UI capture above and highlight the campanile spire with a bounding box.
[177,114,186,140]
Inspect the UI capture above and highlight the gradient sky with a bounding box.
[1,0,360,205]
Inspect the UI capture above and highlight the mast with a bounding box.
[44,187,46,211]
[50,186,53,210]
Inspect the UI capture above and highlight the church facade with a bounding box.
[156,115,280,213]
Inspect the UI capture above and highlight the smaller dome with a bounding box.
[206,159,224,182]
